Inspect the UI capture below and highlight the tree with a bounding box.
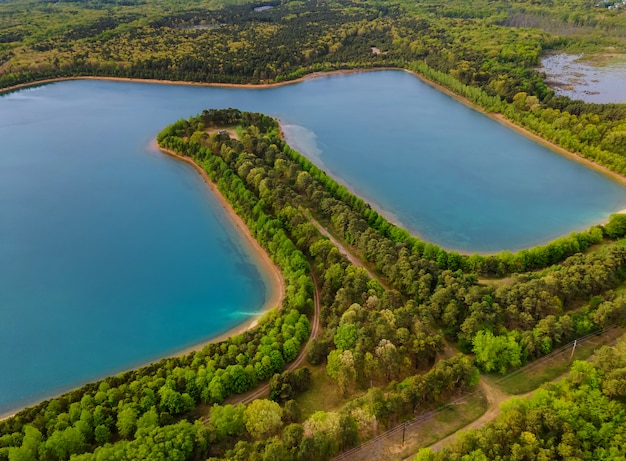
[375,339,400,380]
[135,407,159,435]
[262,439,290,461]
[307,338,330,365]
[243,399,283,440]
[116,405,138,439]
[94,425,111,445]
[7,426,42,461]
[472,330,522,374]
[210,404,245,441]
[604,214,626,239]
[282,423,304,449]
[43,426,86,460]
[334,323,358,350]
[327,349,357,395]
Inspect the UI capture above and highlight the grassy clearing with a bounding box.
[489,328,625,395]
[296,364,367,419]
[343,389,488,461]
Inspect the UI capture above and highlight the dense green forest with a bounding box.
[3,109,625,460]
[415,337,626,460]
[3,0,626,458]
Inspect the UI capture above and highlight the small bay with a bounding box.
[2,70,626,414]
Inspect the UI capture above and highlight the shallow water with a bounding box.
[540,53,626,103]
[2,70,626,414]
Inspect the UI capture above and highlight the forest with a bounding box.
[2,0,626,458]
[414,337,626,460]
[2,109,625,460]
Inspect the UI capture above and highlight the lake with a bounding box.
[2,70,626,414]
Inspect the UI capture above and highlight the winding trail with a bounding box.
[224,272,322,406]
[426,378,507,452]
[307,214,392,291]
[423,328,626,455]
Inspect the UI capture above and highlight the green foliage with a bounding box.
[209,404,245,442]
[243,399,283,440]
[115,405,138,439]
[269,368,311,403]
[604,213,626,239]
[419,337,626,460]
[472,330,522,374]
[333,323,358,350]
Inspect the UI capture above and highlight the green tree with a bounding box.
[94,425,111,445]
[375,339,400,380]
[327,349,357,395]
[210,404,245,441]
[7,426,42,461]
[472,330,522,374]
[116,405,138,439]
[244,399,283,440]
[334,323,358,350]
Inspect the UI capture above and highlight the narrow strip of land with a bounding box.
[159,142,323,409]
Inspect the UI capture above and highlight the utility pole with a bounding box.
[570,339,577,360]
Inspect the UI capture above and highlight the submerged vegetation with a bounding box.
[2,0,626,458]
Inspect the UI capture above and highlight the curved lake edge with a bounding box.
[0,143,286,422]
[0,68,398,95]
[404,69,626,191]
[1,73,625,419]
[3,70,626,255]
[155,144,286,353]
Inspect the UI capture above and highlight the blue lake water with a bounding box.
[2,70,626,414]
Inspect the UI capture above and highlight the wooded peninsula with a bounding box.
[2,0,626,460]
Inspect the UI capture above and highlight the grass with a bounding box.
[489,328,625,395]
[344,389,489,461]
[295,364,367,419]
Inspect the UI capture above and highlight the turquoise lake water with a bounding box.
[2,70,626,414]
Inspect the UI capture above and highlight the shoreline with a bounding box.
[403,68,626,190]
[2,67,626,420]
[155,142,286,355]
[3,68,626,255]
[0,68,397,95]
[0,143,285,423]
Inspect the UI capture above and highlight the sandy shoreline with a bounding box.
[403,68,626,189]
[155,142,286,355]
[0,68,397,95]
[0,142,285,423]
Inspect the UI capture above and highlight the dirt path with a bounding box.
[224,272,322,406]
[425,329,625,455]
[427,379,507,452]
[308,214,392,291]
